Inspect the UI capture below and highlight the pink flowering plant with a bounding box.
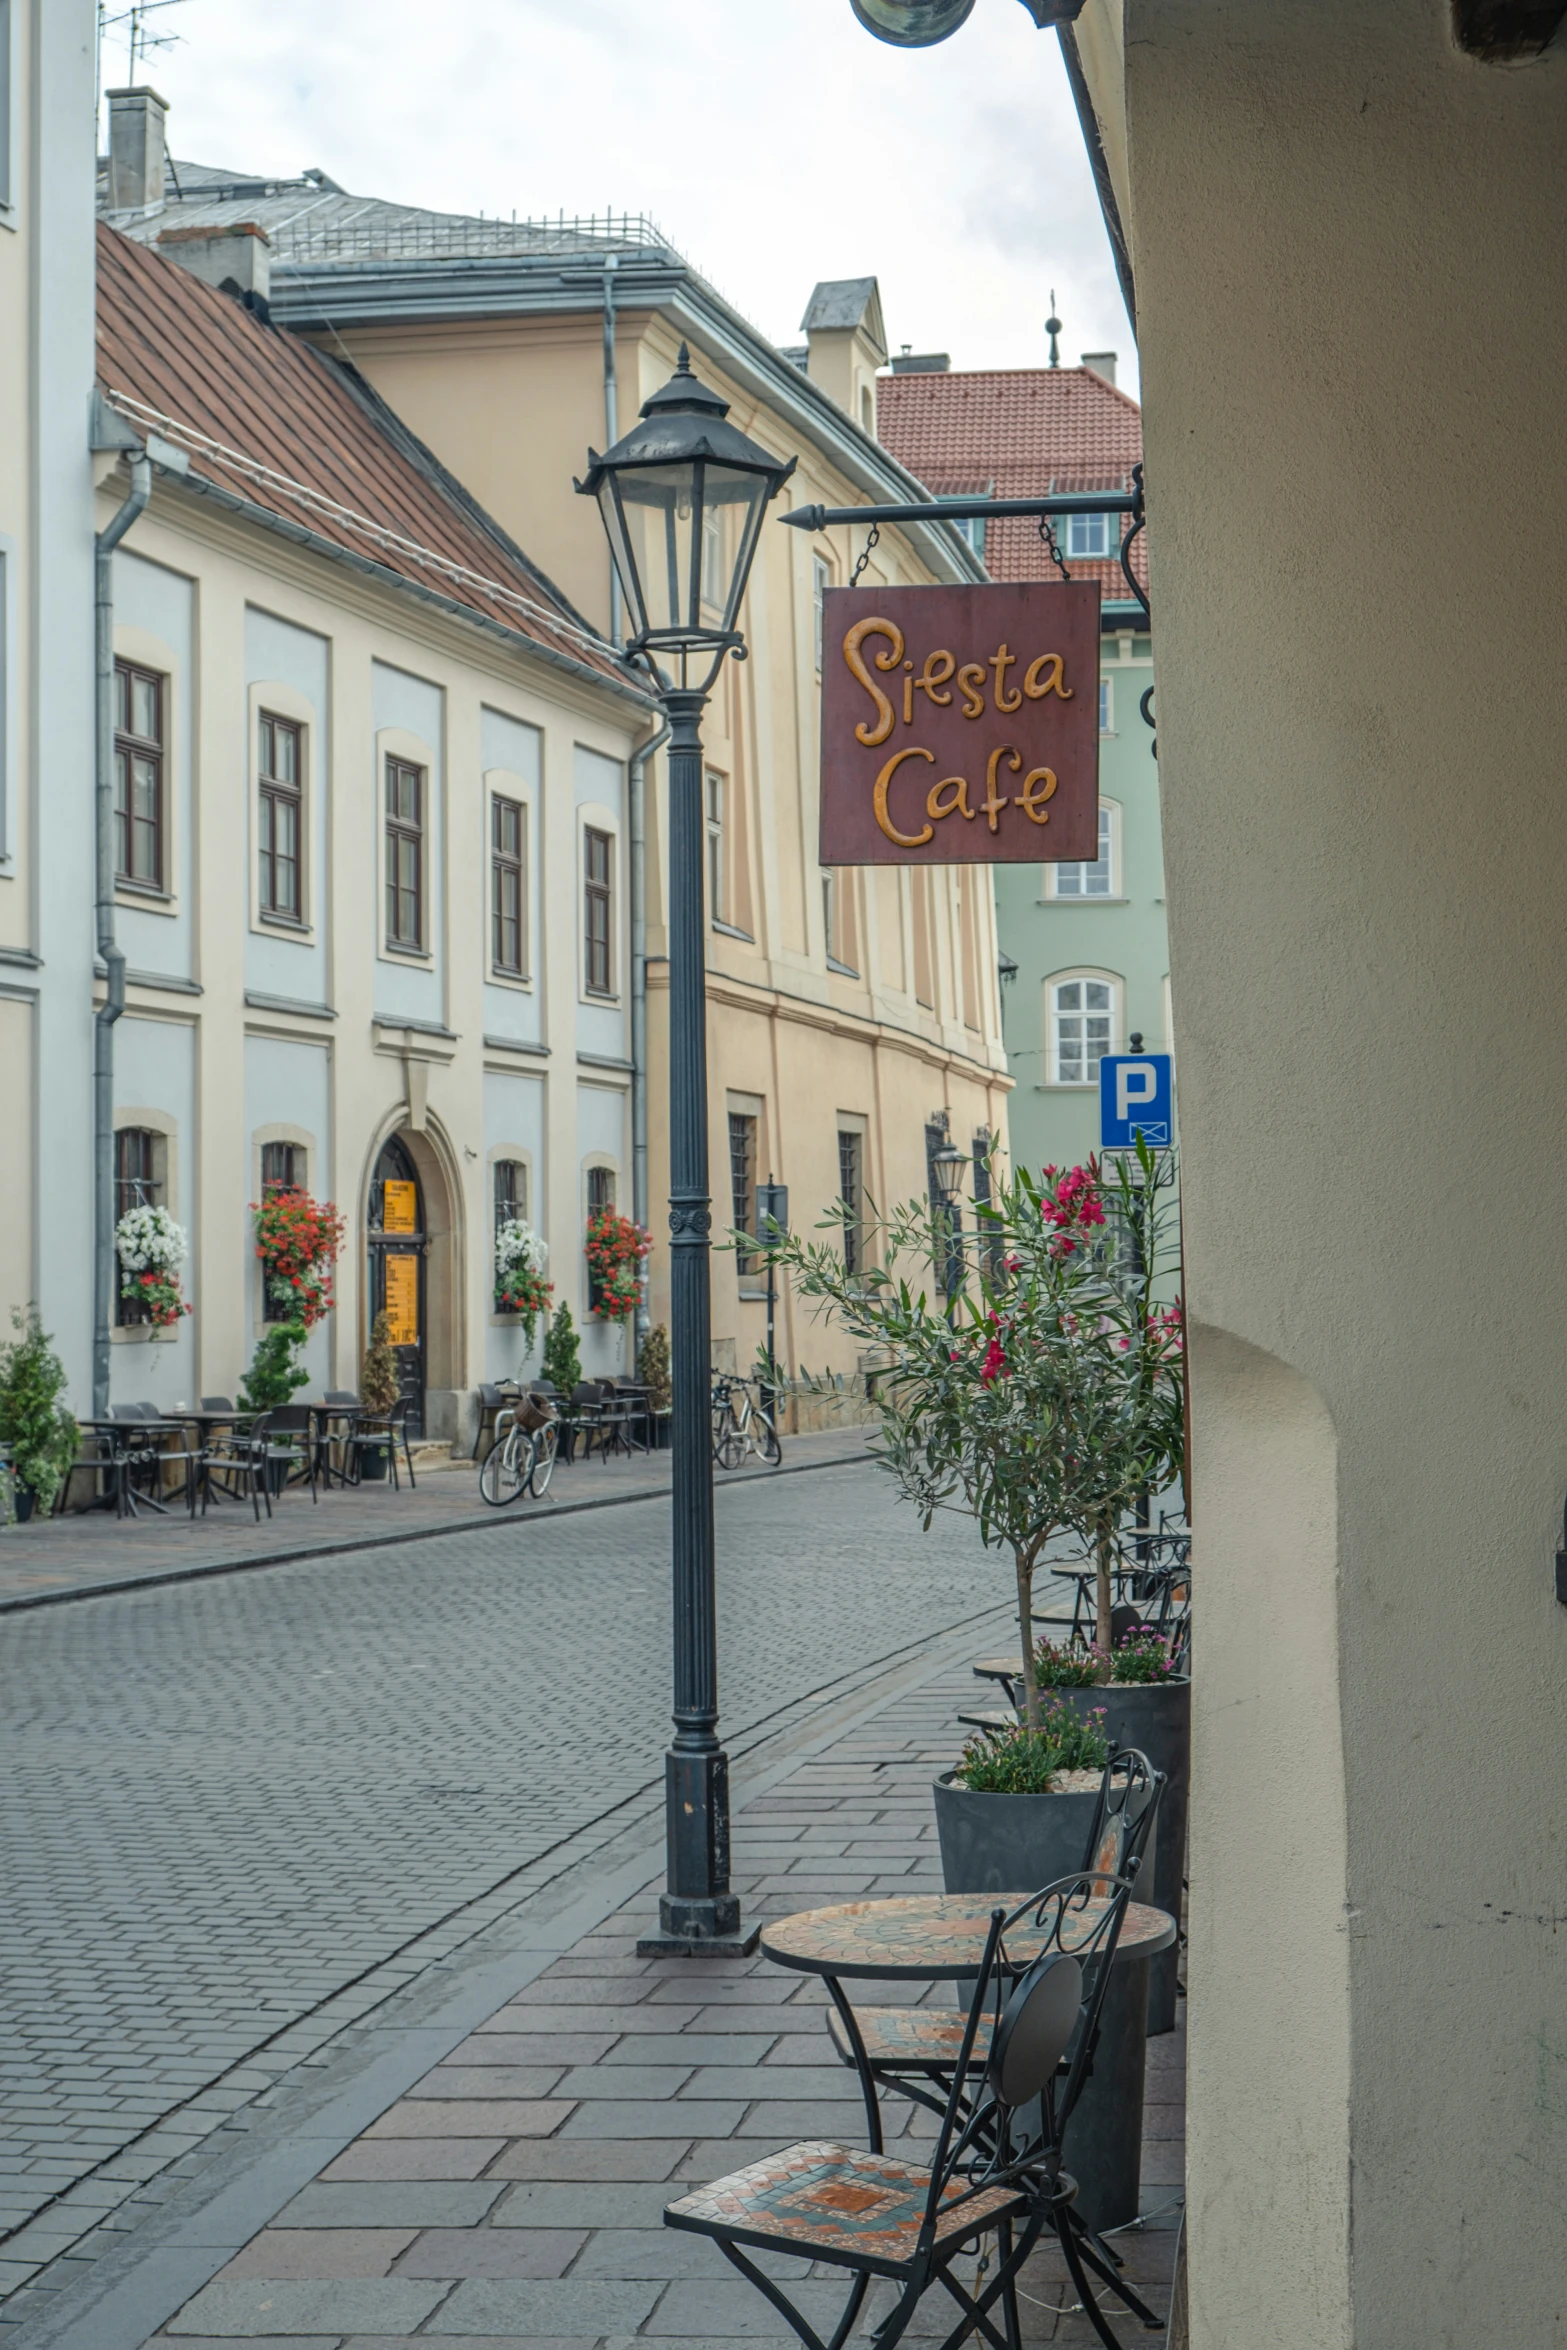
[754,1137,1185,1727]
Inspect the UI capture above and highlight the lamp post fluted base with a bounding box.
[636,1747,759,1956]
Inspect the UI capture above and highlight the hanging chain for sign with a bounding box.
[849,521,880,587]
[1037,511,1071,583]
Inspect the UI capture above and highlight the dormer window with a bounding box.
[1065,511,1111,560]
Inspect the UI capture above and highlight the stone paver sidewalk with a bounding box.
[133,1659,1185,2346]
[0,1426,872,1613]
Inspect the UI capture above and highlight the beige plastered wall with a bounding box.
[1080,3,1567,2343]
[97,477,643,1429]
[326,307,1013,1373]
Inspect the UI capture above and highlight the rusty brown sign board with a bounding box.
[819,581,1100,866]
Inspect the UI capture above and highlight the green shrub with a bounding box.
[238,1321,310,1413]
[359,1311,401,1417]
[542,1302,582,1395]
[637,1322,672,1415]
[0,1306,78,1515]
[954,1702,1110,1793]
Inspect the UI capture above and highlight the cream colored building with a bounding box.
[1060,5,1567,2347]
[91,214,654,1435]
[106,122,1012,1386]
[0,0,99,1390]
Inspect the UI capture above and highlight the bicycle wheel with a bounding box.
[527,1420,558,1497]
[753,1408,782,1466]
[717,1409,747,1472]
[479,1428,527,1506]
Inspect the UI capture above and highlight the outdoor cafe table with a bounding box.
[760,1892,1175,2236]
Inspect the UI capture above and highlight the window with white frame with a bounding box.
[1099,676,1113,734]
[1049,803,1117,899]
[705,768,725,924]
[1050,974,1118,1084]
[813,556,830,674]
[1065,511,1111,560]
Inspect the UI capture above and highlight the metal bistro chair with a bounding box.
[196,1410,272,1522]
[471,1382,521,1465]
[351,1394,418,1490]
[556,1381,607,1465]
[824,1749,1164,2125]
[315,1392,363,1490]
[667,1873,1147,2350]
[261,1404,320,1505]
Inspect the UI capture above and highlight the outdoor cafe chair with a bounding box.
[666,1872,1149,2350]
[824,1751,1163,2120]
[555,1381,606,1465]
[260,1405,320,1504]
[471,1382,521,1465]
[351,1394,418,1489]
[314,1392,363,1490]
[195,1410,272,1522]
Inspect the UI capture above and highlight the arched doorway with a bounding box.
[368,1134,427,1432]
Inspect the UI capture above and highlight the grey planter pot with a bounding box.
[1055,1677,1190,2034]
[931,1768,1152,2235]
[932,1770,1100,1899]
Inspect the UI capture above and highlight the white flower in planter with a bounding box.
[114,1204,189,1273]
[494,1217,548,1283]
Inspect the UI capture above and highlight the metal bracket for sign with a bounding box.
[781,466,1151,627]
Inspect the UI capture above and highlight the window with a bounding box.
[701,502,724,609]
[491,794,527,976]
[1065,511,1111,560]
[385,756,424,949]
[838,1128,864,1278]
[494,1156,527,1232]
[257,712,303,920]
[1051,975,1117,1084]
[114,660,166,890]
[1099,677,1113,735]
[114,1127,160,1325]
[584,826,614,994]
[585,1164,616,1311]
[953,515,987,561]
[729,1112,756,1276]
[261,1141,302,1193]
[1052,805,1116,898]
[924,1121,959,1297]
[822,872,837,961]
[813,557,830,674]
[706,770,725,924]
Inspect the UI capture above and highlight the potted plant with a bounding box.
[637,1322,673,1447]
[495,1215,553,1347]
[0,1306,78,1520]
[115,1203,193,1328]
[541,1301,582,1396]
[584,1207,651,1325]
[933,1703,1110,1895]
[252,1188,346,1329]
[238,1321,310,1493]
[358,1311,401,1480]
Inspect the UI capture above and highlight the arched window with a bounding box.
[1048,973,1120,1085]
[114,1126,163,1325]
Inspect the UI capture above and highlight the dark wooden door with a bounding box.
[368,1137,426,1434]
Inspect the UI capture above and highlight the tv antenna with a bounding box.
[99,0,189,85]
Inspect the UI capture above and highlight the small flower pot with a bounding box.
[13,1483,35,1523]
[1053,1676,1190,2034]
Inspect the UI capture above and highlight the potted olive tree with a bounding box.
[0,1307,79,1521]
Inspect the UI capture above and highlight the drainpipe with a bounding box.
[602,257,623,650]
[92,450,152,1418]
[630,715,669,1353]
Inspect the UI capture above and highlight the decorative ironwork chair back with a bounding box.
[1000,1867,1140,2147]
[1082,1746,1163,1886]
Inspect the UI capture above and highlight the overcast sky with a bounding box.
[107,0,1136,394]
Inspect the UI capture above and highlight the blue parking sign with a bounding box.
[1099,1053,1173,1149]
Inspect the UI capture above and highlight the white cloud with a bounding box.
[118,0,1136,391]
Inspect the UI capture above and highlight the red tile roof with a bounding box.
[95,223,641,696]
[876,365,1147,601]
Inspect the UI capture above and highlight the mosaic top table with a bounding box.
[761,1892,1175,2234]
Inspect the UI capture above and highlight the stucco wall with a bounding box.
[1092,3,1567,2341]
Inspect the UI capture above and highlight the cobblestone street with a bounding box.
[0,1458,1028,2320]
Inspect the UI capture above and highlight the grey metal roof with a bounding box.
[801,277,880,333]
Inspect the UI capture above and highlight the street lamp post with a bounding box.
[578,348,795,1956]
[929,1127,968,1305]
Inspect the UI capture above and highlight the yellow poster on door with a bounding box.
[382,1179,418,1234]
[383,1253,419,1347]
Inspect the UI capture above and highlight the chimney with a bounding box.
[890,348,951,374]
[106,86,168,214]
[1081,351,1118,386]
[156,223,273,314]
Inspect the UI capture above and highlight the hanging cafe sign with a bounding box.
[819,580,1101,864]
[787,476,1146,869]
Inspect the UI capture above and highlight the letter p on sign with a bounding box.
[1099,1052,1173,1150]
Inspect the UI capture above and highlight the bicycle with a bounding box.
[478,1401,559,1505]
[710,1374,782,1471]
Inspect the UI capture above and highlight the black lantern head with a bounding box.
[930,1138,968,1207]
[849,0,975,42]
[577,345,796,689]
